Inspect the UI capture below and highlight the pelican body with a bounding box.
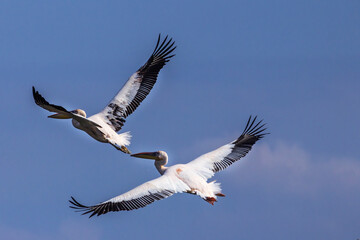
[134,151,224,204]
[33,35,176,153]
[70,116,268,217]
[70,110,124,144]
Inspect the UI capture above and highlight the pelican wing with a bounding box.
[69,174,188,217]
[32,86,102,129]
[93,35,176,132]
[187,116,268,180]
[32,86,71,117]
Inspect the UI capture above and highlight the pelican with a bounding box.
[32,35,176,153]
[69,116,268,217]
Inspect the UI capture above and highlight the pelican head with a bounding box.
[131,151,168,161]
[48,109,86,119]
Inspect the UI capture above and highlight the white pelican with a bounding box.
[69,116,268,217]
[33,35,176,153]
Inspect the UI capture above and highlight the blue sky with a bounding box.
[1,1,359,239]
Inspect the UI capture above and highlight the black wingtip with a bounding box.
[32,86,40,103]
[154,34,162,53]
[137,34,176,74]
[242,115,269,138]
[152,34,176,58]
[32,86,36,99]
[69,196,98,218]
[32,86,37,96]
[69,196,88,209]
[232,116,269,146]
[32,86,47,106]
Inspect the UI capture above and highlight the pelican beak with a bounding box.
[130,152,158,160]
[48,113,71,119]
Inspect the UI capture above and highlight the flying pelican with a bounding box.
[32,35,176,153]
[69,116,268,217]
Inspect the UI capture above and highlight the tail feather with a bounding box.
[203,181,223,205]
[209,181,222,195]
[118,131,132,146]
[108,132,132,154]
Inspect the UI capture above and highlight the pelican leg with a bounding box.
[108,140,131,154]
[120,146,131,154]
[205,197,217,205]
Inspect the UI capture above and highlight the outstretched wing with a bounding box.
[69,174,189,217]
[187,116,268,180]
[32,86,72,117]
[92,34,176,132]
[32,86,102,129]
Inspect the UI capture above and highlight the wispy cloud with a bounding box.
[231,141,360,196]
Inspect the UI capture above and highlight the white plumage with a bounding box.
[33,35,176,153]
[70,116,268,217]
